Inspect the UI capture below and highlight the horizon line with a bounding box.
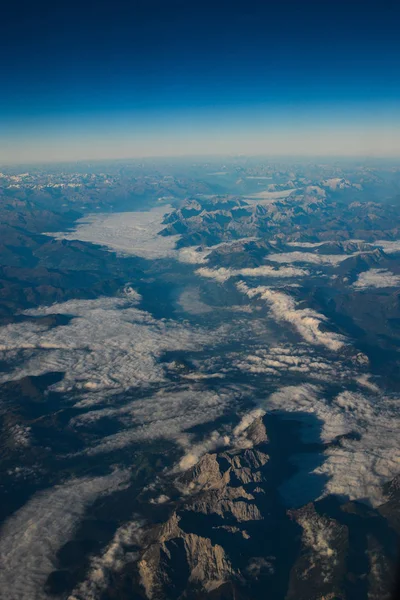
[2,151,400,169]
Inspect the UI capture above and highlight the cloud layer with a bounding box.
[0,293,215,405]
[0,470,129,600]
[0,292,247,466]
[237,282,346,351]
[235,384,400,506]
[267,386,400,506]
[53,206,180,259]
[77,386,241,457]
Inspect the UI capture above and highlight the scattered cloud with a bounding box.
[263,386,400,506]
[0,295,245,467]
[8,423,32,448]
[231,344,353,380]
[182,372,226,380]
[224,381,400,506]
[316,391,400,505]
[177,406,266,473]
[233,408,266,438]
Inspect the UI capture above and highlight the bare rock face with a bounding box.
[177,452,231,494]
[135,426,273,599]
[138,513,234,599]
[177,447,269,521]
[240,417,269,448]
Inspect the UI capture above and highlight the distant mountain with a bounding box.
[160,195,400,249]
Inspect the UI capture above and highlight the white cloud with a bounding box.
[177,406,267,473]
[353,268,400,289]
[182,372,225,380]
[0,470,129,600]
[68,518,145,600]
[245,188,297,202]
[266,251,369,266]
[297,512,336,560]
[236,282,346,351]
[196,267,234,284]
[296,509,339,582]
[177,431,231,471]
[371,240,400,254]
[233,408,266,438]
[287,241,329,248]
[196,265,309,283]
[177,246,211,264]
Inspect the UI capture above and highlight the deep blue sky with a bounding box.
[2,0,400,162]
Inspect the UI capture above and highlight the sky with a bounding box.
[1,0,400,163]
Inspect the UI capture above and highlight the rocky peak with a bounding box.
[133,421,271,599]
